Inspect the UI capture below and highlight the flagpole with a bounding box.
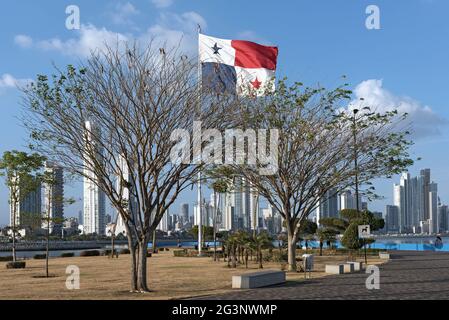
[197,24,203,257]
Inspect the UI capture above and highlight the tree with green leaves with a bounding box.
[0,151,46,263]
[316,228,338,256]
[41,165,75,277]
[210,178,232,261]
[224,79,414,271]
[250,230,273,269]
[189,225,214,249]
[320,209,385,253]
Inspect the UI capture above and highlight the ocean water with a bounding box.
[2,237,448,258]
[290,237,449,252]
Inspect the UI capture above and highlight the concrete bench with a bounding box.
[325,264,344,274]
[379,252,390,260]
[342,263,355,273]
[346,261,364,271]
[232,270,286,289]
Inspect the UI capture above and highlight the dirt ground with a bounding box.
[0,250,384,300]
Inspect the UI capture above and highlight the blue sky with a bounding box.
[1,0,449,225]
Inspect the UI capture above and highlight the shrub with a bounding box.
[0,256,13,262]
[173,249,188,257]
[60,252,75,258]
[80,250,101,257]
[263,250,287,262]
[341,223,363,250]
[119,248,130,254]
[6,261,26,269]
[173,249,214,258]
[146,251,152,258]
[33,254,47,260]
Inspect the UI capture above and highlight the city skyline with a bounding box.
[2,1,449,225]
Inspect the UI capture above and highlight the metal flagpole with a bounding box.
[197,24,203,256]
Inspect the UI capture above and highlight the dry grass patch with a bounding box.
[0,251,384,300]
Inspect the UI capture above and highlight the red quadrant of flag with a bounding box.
[231,40,278,70]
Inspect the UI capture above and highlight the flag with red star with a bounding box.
[199,33,278,96]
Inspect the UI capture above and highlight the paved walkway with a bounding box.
[195,251,449,300]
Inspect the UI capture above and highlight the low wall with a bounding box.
[0,240,128,252]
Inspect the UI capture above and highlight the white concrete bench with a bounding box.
[379,252,390,259]
[325,264,344,274]
[346,261,364,271]
[342,263,355,273]
[232,270,286,289]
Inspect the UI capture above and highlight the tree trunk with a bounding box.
[232,244,237,268]
[287,232,298,272]
[111,232,116,258]
[258,246,263,269]
[126,233,138,292]
[46,221,50,277]
[12,203,17,263]
[152,230,157,253]
[137,239,150,292]
[213,191,217,262]
[245,249,248,268]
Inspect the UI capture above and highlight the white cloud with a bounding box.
[36,24,129,57]
[350,79,446,138]
[15,11,206,58]
[109,2,140,25]
[14,34,33,48]
[0,74,33,94]
[152,0,174,8]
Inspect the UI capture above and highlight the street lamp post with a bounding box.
[352,108,367,265]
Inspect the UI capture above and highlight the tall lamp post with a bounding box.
[352,108,367,265]
[197,24,203,257]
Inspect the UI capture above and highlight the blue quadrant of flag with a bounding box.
[201,62,237,94]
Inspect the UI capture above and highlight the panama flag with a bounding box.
[199,34,278,96]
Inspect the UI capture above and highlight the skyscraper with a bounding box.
[428,182,438,234]
[316,188,339,226]
[385,205,399,233]
[181,203,189,225]
[339,189,361,211]
[390,169,439,234]
[78,210,83,225]
[157,208,170,232]
[437,204,448,233]
[113,154,138,236]
[421,169,431,220]
[9,177,42,230]
[42,161,64,235]
[83,121,106,235]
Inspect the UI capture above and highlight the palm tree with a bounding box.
[316,228,338,256]
[210,179,231,261]
[251,231,273,269]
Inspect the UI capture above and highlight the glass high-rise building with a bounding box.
[83,120,106,235]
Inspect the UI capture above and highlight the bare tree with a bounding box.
[224,81,414,271]
[21,43,237,292]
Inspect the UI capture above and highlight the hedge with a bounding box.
[33,254,47,260]
[60,252,75,258]
[6,261,26,269]
[0,256,13,262]
[79,250,101,257]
